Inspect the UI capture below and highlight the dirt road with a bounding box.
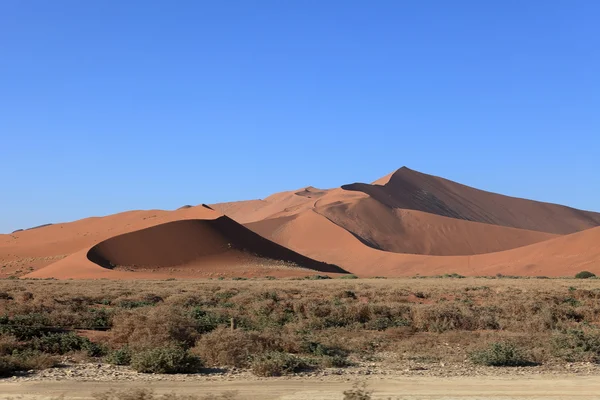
[1,376,599,400]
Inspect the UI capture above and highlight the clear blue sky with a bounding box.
[1,1,599,233]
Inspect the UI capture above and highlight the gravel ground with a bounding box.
[4,359,600,383]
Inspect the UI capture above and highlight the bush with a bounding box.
[343,382,372,400]
[189,308,229,334]
[250,351,309,376]
[193,327,281,368]
[0,313,50,339]
[110,308,199,350]
[339,275,358,279]
[0,351,58,377]
[575,271,596,279]
[470,342,533,367]
[31,332,106,357]
[552,329,600,362]
[106,346,132,366]
[130,345,203,374]
[0,334,21,355]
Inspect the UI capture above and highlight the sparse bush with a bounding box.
[106,346,132,366]
[0,351,58,377]
[110,308,199,350]
[0,334,21,355]
[250,351,309,376]
[193,327,281,368]
[189,308,229,334]
[31,332,94,355]
[470,342,533,367]
[552,329,600,362]
[412,304,478,332]
[305,275,331,280]
[117,300,157,309]
[130,345,203,374]
[339,274,358,279]
[343,382,372,400]
[0,313,50,339]
[575,271,596,279]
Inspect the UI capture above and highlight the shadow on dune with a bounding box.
[86,217,347,274]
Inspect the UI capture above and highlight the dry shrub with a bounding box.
[110,307,198,350]
[411,304,478,332]
[192,327,282,368]
[0,351,58,377]
[250,351,309,377]
[0,334,21,355]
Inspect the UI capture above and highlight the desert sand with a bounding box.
[2,167,599,279]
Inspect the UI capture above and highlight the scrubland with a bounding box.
[1,276,600,378]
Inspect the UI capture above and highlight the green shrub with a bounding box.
[250,351,309,376]
[106,346,132,366]
[117,300,156,309]
[189,308,228,334]
[470,342,533,367]
[443,273,465,279]
[300,340,347,358]
[81,308,113,329]
[130,346,203,374]
[339,275,358,279]
[305,275,331,280]
[552,329,600,362]
[575,271,596,279]
[0,313,50,339]
[31,332,106,356]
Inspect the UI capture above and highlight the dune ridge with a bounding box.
[4,166,600,279]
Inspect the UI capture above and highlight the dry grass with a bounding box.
[0,277,599,376]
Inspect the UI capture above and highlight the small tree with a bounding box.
[575,271,596,279]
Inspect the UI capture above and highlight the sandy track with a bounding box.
[2,376,599,400]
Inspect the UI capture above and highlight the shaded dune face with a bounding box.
[315,198,558,256]
[342,167,600,235]
[86,217,347,274]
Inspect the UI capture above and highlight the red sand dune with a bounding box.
[247,210,600,277]
[3,205,344,279]
[25,216,345,280]
[342,167,600,234]
[315,196,557,255]
[3,166,600,279]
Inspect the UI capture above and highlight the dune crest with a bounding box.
[5,166,600,279]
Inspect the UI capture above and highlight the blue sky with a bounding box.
[1,1,599,233]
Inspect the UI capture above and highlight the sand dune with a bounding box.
[343,167,600,234]
[4,166,600,279]
[87,217,344,273]
[24,215,345,280]
[315,196,557,255]
[247,211,600,277]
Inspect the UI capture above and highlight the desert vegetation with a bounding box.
[1,277,600,377]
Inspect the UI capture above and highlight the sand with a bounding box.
[4,166,600,279]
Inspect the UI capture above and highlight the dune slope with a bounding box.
[87,217,345,273]
[247,212,600,277]
[343,167,600,234]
